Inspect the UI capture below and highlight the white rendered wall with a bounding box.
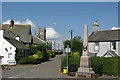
[89,41,120,57]
[89,42,111,57]
[116,41,120,56]
[98,42,111,57]
[89,42,99,54]
[0,30,16,65]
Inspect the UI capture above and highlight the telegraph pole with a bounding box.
[69,30,73,39]
[69,30,74,53]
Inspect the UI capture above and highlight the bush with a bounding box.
[36,43,48,51]
[15,49,24,63]
[43,51,49,61]
[91,57,120,76]
[91,57,106,76]
[68,52,80,72]
[18,57,37,64]
[47,50,55,58]
[29,45,38,55]
[36,51,45,59]
[61,55,67,72]
[103,57,120,76]
[61,52,80,73]
[36,51,49,62]
[32,54,39,59]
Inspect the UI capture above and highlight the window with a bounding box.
[5,48,8,52]
[10,47,12,49]
[111,42,116,50]
[8,53,12,59]
[94,42,99,51]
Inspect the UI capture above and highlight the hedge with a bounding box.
[18,57,37,64]
[61,52,80,73]
[61,54,120,76]
[91,57,120,76]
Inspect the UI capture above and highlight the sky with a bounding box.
[2,2,119,49]
[1,0,120,2]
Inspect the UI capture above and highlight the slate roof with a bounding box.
[0,24,32,43]
[11,25,32,43]
[5,37,29,50]
[0,24,47,45]
[89,30,120,42]
[32,36,46,45]
[0,24,16,38]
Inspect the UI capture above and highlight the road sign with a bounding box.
[65,48,71,53]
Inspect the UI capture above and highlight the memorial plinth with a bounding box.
[76,25,95,78]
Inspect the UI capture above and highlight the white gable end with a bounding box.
[0,30,16,65]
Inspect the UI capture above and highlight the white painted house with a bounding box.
[88,20,120,57]
[0,29,29,65]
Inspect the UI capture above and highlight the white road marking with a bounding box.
[8,72,26,78]
[7,68,39,78]
[30,68,39,72]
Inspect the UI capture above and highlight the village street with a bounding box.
[2,54,70,78]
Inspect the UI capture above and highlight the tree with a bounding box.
[29,43,48,55]
[36,43,48,51]
[64,36,83,53]
[29,45,38,55]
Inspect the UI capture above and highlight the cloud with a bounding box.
[46,28,61,39]
[3,19,61,39]
[3,19,36,28]
[111,27,120,30]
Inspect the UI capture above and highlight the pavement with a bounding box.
[2,54,71,78]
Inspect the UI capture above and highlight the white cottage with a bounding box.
[88,21,120,57]
[0,29,29,65]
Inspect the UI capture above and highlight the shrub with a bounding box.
[28,55,34,59]
[36,51,44,59]
[91,57,106,76]
[47,50,55,58]
[44,51,49,61]
[32,54,39,59]
[18,57,37,64]
[36,51,49,62]
[36,43,48,51]
[61,52,80,73]
[91,57,120,76]
[61,56,67,72]
[103,57,120,76]
[29,45,38,55]
[68,53,80,72]
[15,49,24,63]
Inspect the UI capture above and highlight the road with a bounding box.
[2,54,70,78]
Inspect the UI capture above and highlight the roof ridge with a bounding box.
[98,29,120,32]
[2,24,31,26]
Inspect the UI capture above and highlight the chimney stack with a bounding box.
[10,20,14,27]
[92,20,99,32]
[38,27,41,38]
